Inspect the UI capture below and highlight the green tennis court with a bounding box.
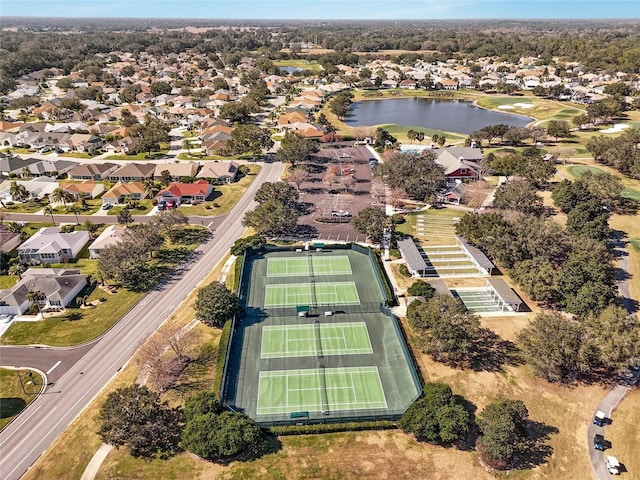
[452,288,509,313]
[261,322,373,358]
[256,366,387,415]
[266,255,352,277]
[264,281,360,307]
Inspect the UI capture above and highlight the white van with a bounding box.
[606,456,620,475]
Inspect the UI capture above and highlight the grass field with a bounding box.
[261,322,373,358]
[256,366,387,415]
[0,275,19,289]
[0,368,42,430]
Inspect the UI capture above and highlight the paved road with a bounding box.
[0,161,283,480]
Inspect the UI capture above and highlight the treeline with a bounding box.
[587,128,640,179]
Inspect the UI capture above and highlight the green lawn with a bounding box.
[0,275,19,289]
[476,97,533,108]
[377,124,466,144]
[273,59,323,72]
[621,187,640,202]
[1,201,48,214]
[565,165,606,178]
[61,152,98,159]
[105,151,169,161]
[107,200,153,216]
[0,368,43,430]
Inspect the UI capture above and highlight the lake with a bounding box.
[344,98,534,135]
[278,66,304,74]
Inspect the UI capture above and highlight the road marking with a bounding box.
[46,361,61,374]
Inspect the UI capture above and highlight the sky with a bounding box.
[2,0,639,20]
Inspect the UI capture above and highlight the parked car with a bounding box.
[157,201,167,211]
[606,456,620,475]
[101,203,112,210]
[594,434,605,451]
[593,410,606,426]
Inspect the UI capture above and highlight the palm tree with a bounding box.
[51,187,74,206]
[67,205,80,224]
[9,181,29,202]
[26,290,46,315]
[43,205,56,225]
[21,166,31,178]
[78,196,88,211]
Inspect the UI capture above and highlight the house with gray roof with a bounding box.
[18,227,90,265]
[108,163,156,182]
[67,162,118,181]
[0,268,87,315]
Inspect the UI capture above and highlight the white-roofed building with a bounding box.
[18,227,90,265]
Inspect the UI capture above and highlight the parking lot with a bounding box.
[295,142,382,242]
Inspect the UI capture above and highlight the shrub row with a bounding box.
[212,318,233,396]
[371,249,398,307]
[269,420,396,436]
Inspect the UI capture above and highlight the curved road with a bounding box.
[0,161,283,480]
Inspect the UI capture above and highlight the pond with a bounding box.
[344,98,534,135]
[278,66,304,74]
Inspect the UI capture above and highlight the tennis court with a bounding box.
[266,255,352,277]
[256,366,388,415]
[261,322,373,359]
[451,288,511,313]
[264,281,360,307]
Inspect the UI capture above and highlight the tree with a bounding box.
[583,306,640,373]
[551,179,592,213]
[219,101,252,124]
[254,181,299,207]
[184,391,222,422]
[322,165,339,192]
[577,171,623,210]
[117,209,134,225]
[84,219,100,238]
[9,181,29,202]
[407,280,435,299]
[67,205,80,224]
[243,199,300,238]
[374,151,445,203]
[51,187,74,206]
[477,399,529,467]
[492,180,543,215]
[26,290,46,315]
[98,385,183,458]
[517,312,588,383]
[120,84,142,104]
[228,124,274,159]
[276,130,318,167]
[546,120,571,142]
[370,179,386,204]
[181,411,262,461]
[406,295,480,367]
[43,205,56,225]
[285,168,309,192]
[566,198,610,241]
[150,81,172,96]
[352,207,388,243]
[195,281,239,329]
[387,187,409,210]
[399,382,472,444]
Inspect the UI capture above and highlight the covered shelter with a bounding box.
[458,237,495,275]
[486,278,524,312]
[397,238,429,277]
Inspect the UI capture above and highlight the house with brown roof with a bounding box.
[156,179,213,205]
[59,180,105,199]
[67,163,118,181]
[102,181,149,205]
[68,133,103,153]
[108,163,155,182]
[153,162,199,180]
[196,161,239,184]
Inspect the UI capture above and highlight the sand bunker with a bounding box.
[497,105,515,109]
[600,123,630,134]
[513,102,534,109]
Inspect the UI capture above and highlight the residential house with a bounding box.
[435,147,483,185]
[102,181,149,205]
[0,176,59,202]
[0,226,23,253]
[26,159,78,178]
[156,179,213,205]
[59,180,105,199]
[436,181,468,205]
[89,225,127,259]
[67,163,118,181]
[399,79,417,89]
[439,78,458,90]
[0,268,87,315]
[0,155,40,178]
[18,227,90,264]
[196,161,239,184]
[153,162,199,181]
[108,163,155,182]
[68,133,103,153]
